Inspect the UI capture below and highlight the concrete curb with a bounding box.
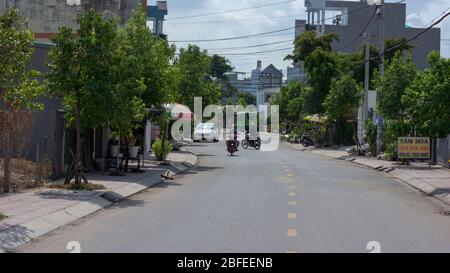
[0,149,199,253]
[0,196,112,252]
[286,143,450,207]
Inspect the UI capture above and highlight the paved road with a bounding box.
[17,142,450,253]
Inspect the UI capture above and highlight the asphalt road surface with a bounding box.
[17,141,450,253]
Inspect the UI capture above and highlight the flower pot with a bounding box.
[128,146,140,158]
[110,145,119,157]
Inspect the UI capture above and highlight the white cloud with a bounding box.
[165,0,450,73]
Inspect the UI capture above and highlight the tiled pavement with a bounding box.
[0,149,197,252]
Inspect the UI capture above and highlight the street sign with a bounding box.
[398,137,430,159]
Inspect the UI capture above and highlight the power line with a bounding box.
[168,2,376,43]
[218,47,293,56]
[167,14,304,25]
[358,9,450,68]
[205,40,293,51]
[166,0,297,21]
[335,6,378,51]
[169,27,295,43]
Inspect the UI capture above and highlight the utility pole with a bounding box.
[362,31,370,144]
[376,0,385,156]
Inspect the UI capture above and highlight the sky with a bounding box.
[162,0,450,77]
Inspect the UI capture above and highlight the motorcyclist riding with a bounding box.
[226,127,239,152]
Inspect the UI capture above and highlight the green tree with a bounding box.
[377,53,417,124]
[324,75,362,121]
[175,45,221,110]
[210,54,233,81]
[285,31,339,63]
[122,8,176,108]
[323,75,362,145]
[0,9,43,192]
[337,45,380,89]
[303,49,339,114]
[384,37,414,63]
[403,51,450,138]
[46,11,129,187]
[237,92,256,107]
[272,81,305,129]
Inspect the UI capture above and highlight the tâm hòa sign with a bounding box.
[398,137,430,159]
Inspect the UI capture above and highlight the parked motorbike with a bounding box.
[242,132,261,150]
[300,135,314,147]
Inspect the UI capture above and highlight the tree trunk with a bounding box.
[3,153,11,193]
[75,102,82,187]
[2,112,13,193]
[64,101,88,188]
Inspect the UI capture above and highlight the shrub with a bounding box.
[0,212,6,221]
[365,120,377,156]
[385,142,398,161]
[152,138,173,161]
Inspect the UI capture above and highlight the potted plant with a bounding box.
[152,138,173,161]
[109,133,120,157]
[128,135,140,158]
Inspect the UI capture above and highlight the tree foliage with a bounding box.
[286,31,339,63]
[210,54,233,81]
[403,51,450,138]
[303,49,339,114]
[46,11,146,187]
[0,8,43,192]
[324,75,362,121]
[384,37,414,63]
[175,45,221,110]
[272,81,305,128]
[377,52,417,122]
[237,92,256,107]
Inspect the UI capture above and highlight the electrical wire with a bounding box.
[166,0,297,21]
[357,9,450,69]
[168,2,377,43]
[335,6,378,51]
[205,40,293,51]
[167,14,303,25]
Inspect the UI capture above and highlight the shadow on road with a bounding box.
[108,199,146,209]
[428,188,450,196]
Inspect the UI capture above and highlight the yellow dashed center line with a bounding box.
[289,201,297,206]
[287,229,298,237]
[288,213,297,220]
[287,173,294,177]
[288,192,296,197]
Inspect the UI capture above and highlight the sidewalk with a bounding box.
[0,149,197,252]
[288,143,450,206]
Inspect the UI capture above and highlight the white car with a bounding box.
[194,123,219,142]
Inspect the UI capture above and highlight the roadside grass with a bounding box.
[0,212,6,221]
[47,183,106,191]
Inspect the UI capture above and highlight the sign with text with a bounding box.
[398,137,430,159]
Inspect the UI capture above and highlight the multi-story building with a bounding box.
[292,0,440,70]
[147,1,167,39]
[0,0,146,42]
[0,0,147,177]
[227,61,284,109]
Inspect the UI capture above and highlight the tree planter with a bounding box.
[110,145,119,157]
[128,146,140,158]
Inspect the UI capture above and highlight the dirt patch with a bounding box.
[46,183,106,191]
[0,158,52,193]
